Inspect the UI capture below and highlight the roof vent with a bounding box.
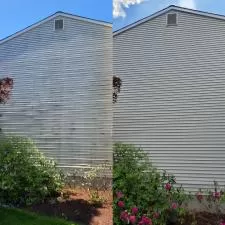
[167,13,177,26]
[55,19,64,30]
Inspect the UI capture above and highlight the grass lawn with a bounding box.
[0,207,77,225]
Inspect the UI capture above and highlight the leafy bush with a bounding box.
[0,135,64,206]
[113,143,191,225]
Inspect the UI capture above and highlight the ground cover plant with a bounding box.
[0,207,76,225]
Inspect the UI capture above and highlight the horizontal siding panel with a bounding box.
[113,10,225,191]
[0,15,113,171]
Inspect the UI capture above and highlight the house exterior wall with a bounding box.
[113,10,225,191]
[0,16,113,171]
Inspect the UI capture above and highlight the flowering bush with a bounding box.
[0,135,64,206]
[113,76,122,103]
[113,143,191,225]
[114,187,190,225]
[0,77,13,104]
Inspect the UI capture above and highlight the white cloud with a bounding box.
[113,0,145,18]
[178,0,196,9]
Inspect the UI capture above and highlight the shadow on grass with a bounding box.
[26,199,101,225]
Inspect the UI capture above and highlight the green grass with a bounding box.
[0,207,77,225]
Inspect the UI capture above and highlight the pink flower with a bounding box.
[116,191,124,199]
[165,183,171,191]
[153,212,160,219]
[220,223,225,225]
[139,216,152,225]
[131,207,138,214]
[129,215,136,224]
[171,202,178,209]
[196,192,203,201]
[120,211,129,222]
[213,192,221,199]
[117,200,125,208]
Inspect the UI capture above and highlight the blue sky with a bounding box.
[113,0,225,31]
[0,0,112,40]
[2,0,225,39]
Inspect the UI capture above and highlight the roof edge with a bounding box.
[113,5,225,36]
[0,11,112,45]
[57,11,112,27]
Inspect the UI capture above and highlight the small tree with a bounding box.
[0,77,13,104]
[113,76,122,103]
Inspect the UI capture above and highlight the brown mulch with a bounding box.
[25,188,112,225]
[178,211,225,225]
[22,188,225,225]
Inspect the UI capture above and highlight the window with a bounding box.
[167,13,177,26]
[55,19,64,30]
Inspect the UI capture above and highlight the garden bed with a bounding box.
[25,187,112,225]
[180,211,225,225]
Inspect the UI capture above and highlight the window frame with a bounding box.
[166,13,178,26]
[54,19,64,30]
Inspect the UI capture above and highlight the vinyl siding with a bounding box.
[113,10,225,191]
[0,16,113,171]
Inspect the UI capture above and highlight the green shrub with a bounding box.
[0,135,64,206]
[113,143,191,225]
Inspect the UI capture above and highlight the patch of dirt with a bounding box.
[177,211,225,225]
[25,188,112,225]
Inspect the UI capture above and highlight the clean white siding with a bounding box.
[0,16,113,171]
[113,10,225,191]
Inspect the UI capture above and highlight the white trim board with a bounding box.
[113,5,225,36]
[0,11,112,45]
